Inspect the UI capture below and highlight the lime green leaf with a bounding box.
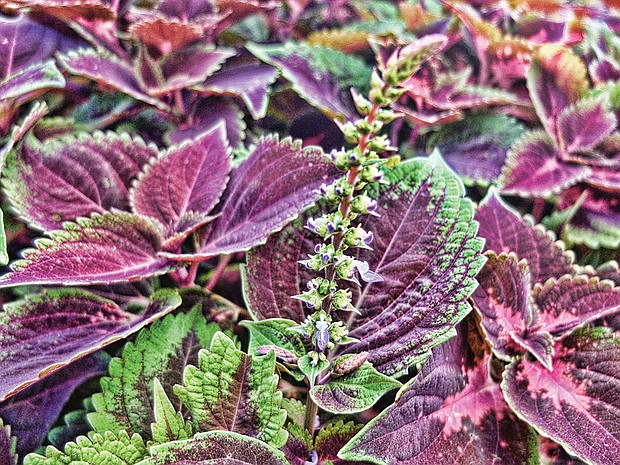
[151,378,192,444]
[242,318,307,357]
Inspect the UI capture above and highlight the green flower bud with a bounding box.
[331,288,353,311]
[375,108,403,123]
[342,121,360,144]
[351,89,372,115]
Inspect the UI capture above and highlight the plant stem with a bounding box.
[205,254,232,291]
[304,395,319,436]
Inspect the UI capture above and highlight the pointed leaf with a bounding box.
[502,328,620,465]
[475,188,573,283]
[339,327,538,465]
[0,288,180,402]
[151,378,192,444]
[311,359,401,414]
[89,303,221,438]
[194,61,279,119]
[0,419,17,465]
[500,131,591,197]
[473,252,554,369]
[0,212,171,287]
[241,318,307,358]
[534,275,620,337]
[557,98,617,153]
[141,431,289,465]
[131,126,231,235]
[0,60,65,104]
[314,420,368,465]
[23,430,148,465]
[0,209,8,266]
[174,332,288,448]
[342,156,486,376]
[4,131,158,231]
[527,44,588,135]
[0,352,109,457]
[58,49,169,111]
[167,136,339,259]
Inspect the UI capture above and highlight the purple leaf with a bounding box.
[195,61,279,119]
[0,419,17,465]
[4,131,158,231]
[131,125,230,236]
[473,252,554,369]
[341,156,486,376]
[0,60,65,105]
[502,328,620,465]
[527,44,589,136]
[59,49,170,111]
[475,189,573,283]
[339,326,537,465]
[314,421,372,465]
[0,212,171,287]
[500,131,591,197]
[534,275,620,338]
[166,136,339,259]
[0,289,180,402]
[557,98,617,153]
[0,352,109,457]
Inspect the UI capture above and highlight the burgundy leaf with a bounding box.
[475,189,573,283]
[128,17,219,55]
[0,212,170,287]
[339,326,537,465]
[0,288,180,401]
[166,136,339,259]
[533,275,620,338]
[314,420,372,465]
[4,0,116,22]
[473,252,553,369]
[0,352,109,456]
[0,60,65,105]
[153,0,215,18]
[59,49,169,110]
[195,61,279,119]
[502,329,620,465]
[3,131,158,231]
[527,44,589,136]
[500,131,591,197]
[340,157,486,376]
[557,98,617,153]
[131,125,230,236]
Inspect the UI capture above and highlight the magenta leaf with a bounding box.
[500,131,591,197]
[475,189,573,283]
[0,212,171,288]
[557,98,617,153]
[0,352,109,457]
[195,60,279,119]
[142,431,289,465]
[0,288,181,401]
[3,131,158,231]
[473,252,554,369]
[0,60,65,105]
[339,327,537,465]
[166,136,339,259]
[534,275,620,338]
[58,49,170,111]
[131,125,231,236]
[502,328,620,465]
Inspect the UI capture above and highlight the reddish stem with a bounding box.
[205,254,232,291]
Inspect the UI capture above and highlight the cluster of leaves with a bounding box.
[1,0,620,465]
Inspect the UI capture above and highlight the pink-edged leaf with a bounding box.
[141,45,234,96]
[0,418,17,465]
[473,252,553,369]
[58,49,170,111]
[167,136,339,259]
[502,328,620,465]
[195,61,279,119]
[247,43,356,122]
[500,131,591,197]
[395,103,463,128]
[527,44,589,135]
[341,156,485,376]
[339,326,537,465]
[533,275,620,338]
[0,288,181,402]
[166,97,245,148]
[0,211,171,288]
[4,0,116,22]
[0,352,109,456]
[475,189,573,283]
[3,131,158,231]
[557,98,617,153]
[0,60,65,104]
[131,125,230,236]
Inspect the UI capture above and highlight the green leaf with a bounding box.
[0,208,8,266]
[281,398,306,427]
[89,303,221,438]
[138,431,290,465]
[151,378,192,444]
[242,318,307,357]
[310,360,401,414]
[298,354,330,387]
[24,431,148,465]
[174,332,288,448]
